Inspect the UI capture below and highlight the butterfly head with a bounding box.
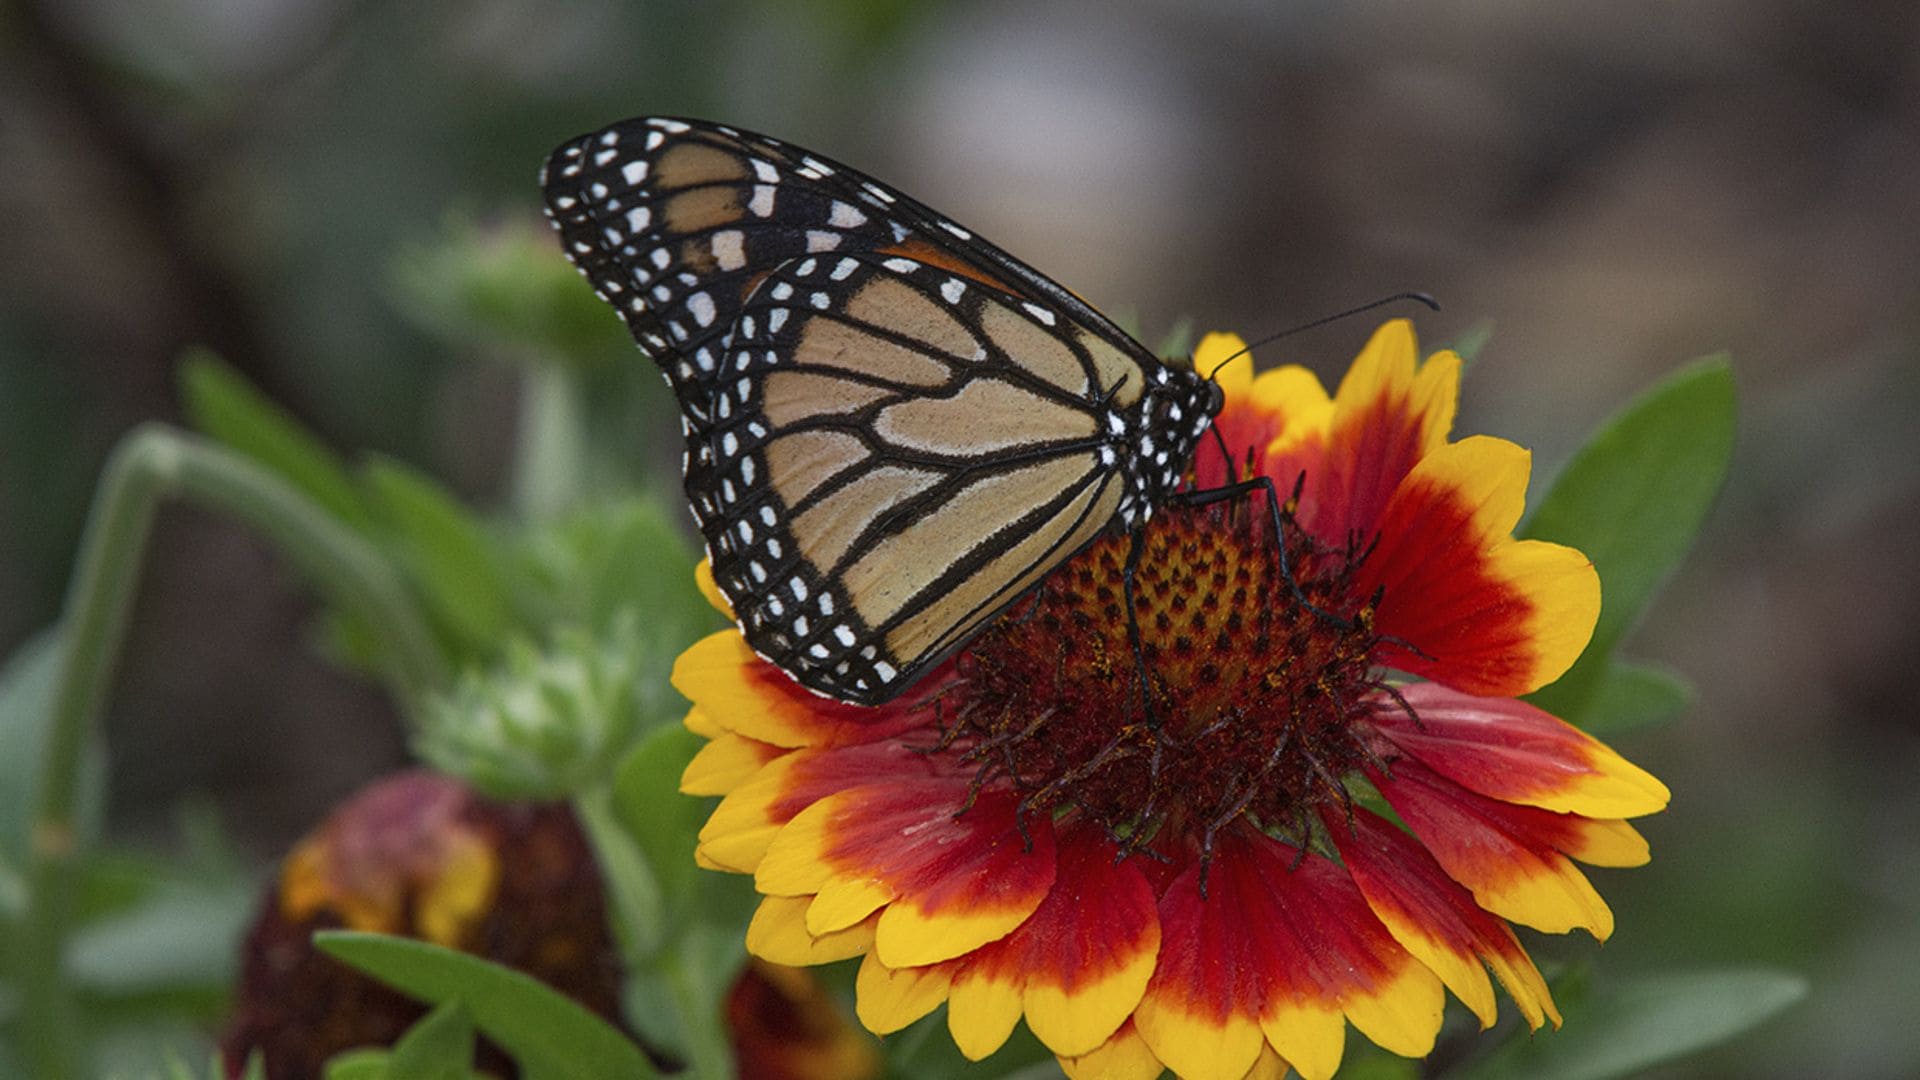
[1115,364,1223,529]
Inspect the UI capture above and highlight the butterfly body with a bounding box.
[543,117,1219,705]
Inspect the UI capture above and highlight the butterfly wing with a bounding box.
[542,117,1181,704]
[712,251,1146,700]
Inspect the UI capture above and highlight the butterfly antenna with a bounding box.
[1205,291,1440,380]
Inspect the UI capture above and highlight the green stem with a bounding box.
[573,785,666,960]
[17,425,448,1076]
[510,362,589,521]
[572,786,733,1080]
[660,930,738,1080]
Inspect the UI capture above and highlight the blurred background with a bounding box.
[3,1,1916,1075]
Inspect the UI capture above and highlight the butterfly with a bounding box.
[541,117,1223,706]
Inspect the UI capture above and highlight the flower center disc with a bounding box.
[949,502,1388,852]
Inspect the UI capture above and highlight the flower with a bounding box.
[729,959,883,1080]
[220,770,625,1078]
[676,321,1671,1080]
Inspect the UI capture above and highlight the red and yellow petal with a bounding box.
[1355,437,1600,696]
[1134,828,1443,1080]
[1368,684,1670,818]
[755,778,1057,969]
[855,951,956,1034]
[1288,320,1460,548]
[695,559,733,619]
[681,731,785,796]
[696,742,940,873]
[1059,1019,1167,1080]
[1199,331,1333,491]
[1372,757,1620,939]
[672,632,930,750]
[1325,806,1560,1031]
[945,823,1160,1059]
[747,894,878,965]
[1244,1044,1294,1080]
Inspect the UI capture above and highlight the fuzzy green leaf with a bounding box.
[1456,968,1806,1080]
[388,1000,477,1080]
[322,1049,391,1080]
[611,725,707,924]
[522,498,715,651]
[178,350,372,530]
[1523,357,1735,724]
[314,931,656,1080]
[362,457,515,659]
[1579,660,1695,737]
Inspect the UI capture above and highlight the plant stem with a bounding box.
[572,785,733,1080]
[573,785,667,961]
[660,928,738,1080]
[17,425,448,1076]
[511,362,589,521]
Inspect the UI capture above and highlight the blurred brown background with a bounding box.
[3,1,1916,1075]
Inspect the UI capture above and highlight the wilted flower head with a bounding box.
[220,771,622,1077]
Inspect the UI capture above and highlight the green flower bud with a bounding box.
[417,616,654,800]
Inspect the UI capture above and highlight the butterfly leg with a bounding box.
[1121,525,1164,729]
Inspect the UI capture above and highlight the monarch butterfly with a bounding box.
[542,117,1223,706]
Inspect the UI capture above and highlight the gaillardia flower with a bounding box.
[221,771,624,1078]
[677,320,1670,1080]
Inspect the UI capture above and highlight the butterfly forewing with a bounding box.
[541,117,1219,705]
[705,252,1135,700]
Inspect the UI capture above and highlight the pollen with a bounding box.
[947,498,1392,857]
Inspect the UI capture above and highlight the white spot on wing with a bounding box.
[712,230,746,271]
[689,292,717,327]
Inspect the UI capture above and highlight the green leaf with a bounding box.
[67,876,254,994]
[177,350,372,530]
[522,498,715,648]
[388,214,634,370]
[611,725,707,922]
[1155,317,1196,361]
[313,931,656,1080]
[362,457,515,659]
[1455,968,1807,1080]
[1447,319,1495,369]
[388,1000,477,1080]
[155,1050,267,1080]
[1522,357,1735,723]
[323,1049,393,1080]
[1579,660,1694,737]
